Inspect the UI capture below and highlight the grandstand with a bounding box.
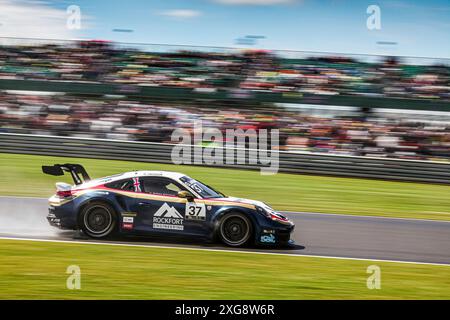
[1,38,449,161]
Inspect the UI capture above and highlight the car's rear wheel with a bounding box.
[219,212,252,247]
[79,202,117,238]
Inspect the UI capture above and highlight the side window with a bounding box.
[141,177,185,196]
[106,179,136,192]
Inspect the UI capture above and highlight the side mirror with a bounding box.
[178,191,194,202]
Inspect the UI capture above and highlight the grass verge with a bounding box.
[0,239,449,299]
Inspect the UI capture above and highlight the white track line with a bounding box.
[0,236,449,267]
[1,195,449,224]
[0,195,48,200]
[281,211,450,223]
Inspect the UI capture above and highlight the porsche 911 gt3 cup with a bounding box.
[42,164,294,247]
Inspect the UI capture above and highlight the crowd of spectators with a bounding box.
[0,41,449,101]
[1,92,449,161]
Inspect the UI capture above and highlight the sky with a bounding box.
[0,0,449,58]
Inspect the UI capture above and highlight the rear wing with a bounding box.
[42,164,91,185]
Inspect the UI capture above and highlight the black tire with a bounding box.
[79,201,117,239]
[218,212,253,247]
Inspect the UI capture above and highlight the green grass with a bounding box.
[1,154,449,300]
[1,153,450,221]
[0,239,449,299]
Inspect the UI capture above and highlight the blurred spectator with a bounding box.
[0,41,448,100]
[1,91,449,161]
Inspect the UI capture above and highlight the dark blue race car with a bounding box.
[43,164,294,247]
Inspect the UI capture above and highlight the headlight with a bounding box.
[256,206,269,217]
[256,206,291,224]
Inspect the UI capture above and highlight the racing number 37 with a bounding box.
[185,202,206,221]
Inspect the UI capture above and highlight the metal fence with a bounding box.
[1,133,450,184]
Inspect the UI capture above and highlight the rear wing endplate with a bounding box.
[42,164,91,185]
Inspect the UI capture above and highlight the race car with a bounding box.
[42,164,294,247]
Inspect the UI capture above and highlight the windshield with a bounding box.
[179,176,225,199]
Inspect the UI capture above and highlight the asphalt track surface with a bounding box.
[0,197,449,265]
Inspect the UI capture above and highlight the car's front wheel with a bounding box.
[79,202,117,238]
[219,212,253,247]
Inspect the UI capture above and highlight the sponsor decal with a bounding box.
[123,216,134,223]
[122,216,134,230]
[260,233,276,244]
[185,202,206,221]
[133,177,141,192]
[122,223,133,230]
[190,183,203,194]
[121,212,137,217]
[153,203,184,230]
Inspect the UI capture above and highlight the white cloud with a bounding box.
[0,0,81,41]
[214,0,295,5]
[159,9,202,19]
